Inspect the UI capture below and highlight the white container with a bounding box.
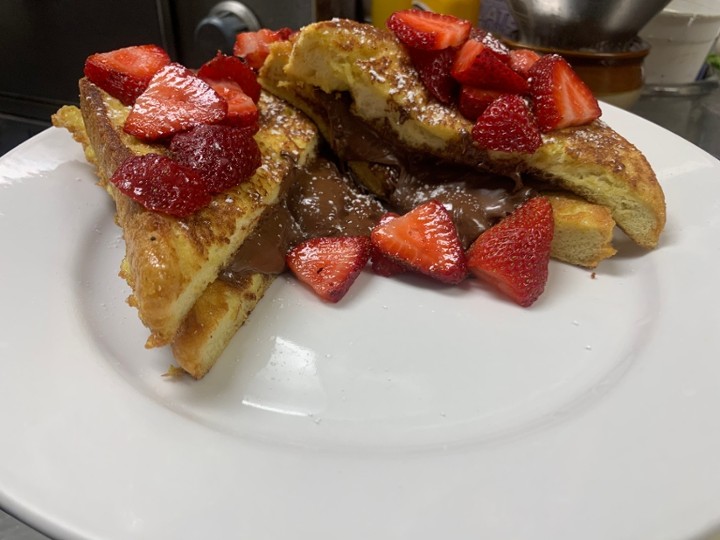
[640,0,720,85]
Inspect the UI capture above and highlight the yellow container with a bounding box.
[372,0,412,28]
[372,0,481,28]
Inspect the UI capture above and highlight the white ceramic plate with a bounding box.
[1,105,720,540]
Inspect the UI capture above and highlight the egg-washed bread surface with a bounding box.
[260,39,617,268]
[52,104,283,379]
[53,80,318,373]
[280,19,666,249]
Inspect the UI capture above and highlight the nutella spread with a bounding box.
[324,93,535,247]
[220,156,384,282]
[390,165,535,247]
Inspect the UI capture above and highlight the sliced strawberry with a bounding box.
[370,199,467,284]
[458,86,502,120]
[110,153,211,217]
[451,39,529,93]
[203,78,259,130]
[509,48,541,76]
[466,196,553,307]
[123,63,227,141]
[468,28,511,63]
[407,47,458,104]
[387,9,471,50]
[286,236,371,303]
[528,54,601,132]
[84,44,170,105]
[170,124,261,194]
[370,213,407,277]
[197,52,261,103]
[233,28,294,71]
[471,94,542,154]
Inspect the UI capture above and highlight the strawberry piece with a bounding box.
[529,54,601,132]
[203,78,259,130]
[84,44,170,105]
[471,94,542,154]
[370,199,467,284]
[197,52,261,103]
[387,9,471,50]
[407,47,458,104]
[124,63,227,141]
[509,48,541,76]
[451,39,529,93]
[468,28,511,63]
[286,236,371,303]
[233,28,294,71]
[110,153,211,217]
[458,86,502,120]
[370,213,407,277]
[466,196,554,307]
[170,124,261,194]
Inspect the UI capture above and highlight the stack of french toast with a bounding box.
[53,10,666,379]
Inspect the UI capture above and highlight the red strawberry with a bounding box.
[370,199,467,284]
[197,52,261,103]
[286,236,371,303]
[528,54,601,132]
[110,153,211,217]
[509,48,541,76]
[170,124,261,194]
[370,213,407,277]
[471,94,542,154]
[84,44,170,105]
[466,196,553,307]
[468,28,511,63]
[451,39,529,93]
[387,9,471,50]
[203,78,259,130]
[123,63,227,141]
[458,86,502,120]
[233,28,293,71]
[407,47,458,104]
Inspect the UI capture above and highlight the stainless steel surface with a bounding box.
[630,82,720,159]
[0,510,50,540]
[504,0,672,50]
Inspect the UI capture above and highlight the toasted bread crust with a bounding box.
[544,191,617,267]
[277,19,665,249]
[172,275,274,379]
[75,79,317,346]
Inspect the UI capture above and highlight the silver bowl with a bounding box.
[504,0,672,51]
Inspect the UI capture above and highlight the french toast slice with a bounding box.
[259,39,617,268]
[270,19,665,250]
[53,80,318,378]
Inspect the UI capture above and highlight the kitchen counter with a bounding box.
[1,82,720,540]
[630,80,720,160]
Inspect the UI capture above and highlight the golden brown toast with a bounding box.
[259,38,617,268]
[53,81,318,378]
[270,19,665,250]
[545,192,617,267]
[171,275,273,379]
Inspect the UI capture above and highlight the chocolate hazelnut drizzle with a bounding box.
[325,93,536,247]
[220,156,384,282]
